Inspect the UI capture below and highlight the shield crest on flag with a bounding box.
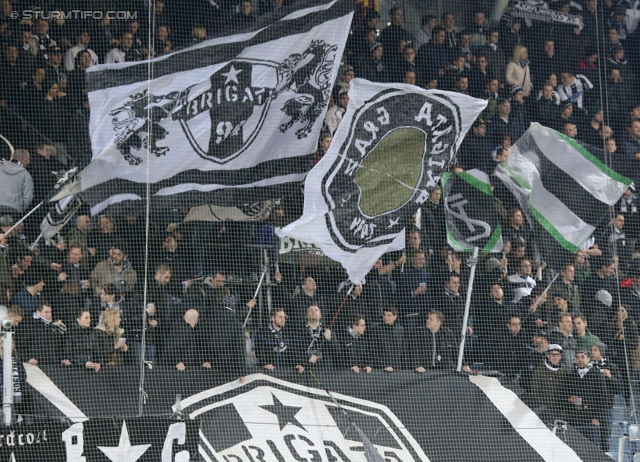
[321,90,463,251]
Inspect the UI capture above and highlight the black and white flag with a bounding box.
[40,194,84,239]
[442,169,503,253]
[80,0,353,215]
[278,79,487,283]
[511,1,584,28]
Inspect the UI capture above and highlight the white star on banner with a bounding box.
[221,65,243,84]
[97,421,151,462]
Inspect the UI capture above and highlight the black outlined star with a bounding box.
[260,393,307,432]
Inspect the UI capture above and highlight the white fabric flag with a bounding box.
[278,79,487,283]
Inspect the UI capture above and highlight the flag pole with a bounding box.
[2,167,79,236]
[457,246,479,372]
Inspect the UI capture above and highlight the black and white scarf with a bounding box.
[305,322,324,358]
[268,324,288,353]
[576,362,593,378]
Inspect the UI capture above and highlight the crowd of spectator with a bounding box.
[2,0,640,450]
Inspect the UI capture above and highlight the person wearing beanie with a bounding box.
[531,344,567,420]
[590,341,622,450]
[359,42,388,83]
[574,313,601,351]
[562,349,607,446]
[508,85,529,141]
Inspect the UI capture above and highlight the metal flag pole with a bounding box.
[244,271,266,328]
[31,232,44,249]
[3,331,12,426]
[2,167,78,237]
[521,272,560,323]
[457,247,479,372]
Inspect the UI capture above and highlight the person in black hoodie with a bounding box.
[369,307,406,372]
[62,310,102,372]
[255,308,305,374]
[205,295,248,382]
[338,314,371,374]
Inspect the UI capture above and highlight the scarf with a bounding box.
[348,327,361,339]
[268,324,288,353]
[305,322,324,358]
[544,358,560,371]
[593,358,608,371]
[519,58,529,68]
[33,312,52,325]
[576,362,593,378]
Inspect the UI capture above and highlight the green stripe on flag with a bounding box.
[457,171,492,195]
[530,205,580,253]
[482,223,502,252]
[446,229,473,252]
[557,132,632,186]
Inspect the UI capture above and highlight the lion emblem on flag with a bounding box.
[109,40,338,166]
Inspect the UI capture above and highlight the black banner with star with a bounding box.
[25,366,611,462]
[0,417,199,462]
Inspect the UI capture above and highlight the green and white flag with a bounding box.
[494,123,631,262]
[442,169,502,252]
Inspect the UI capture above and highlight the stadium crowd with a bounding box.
[1,0,640,450]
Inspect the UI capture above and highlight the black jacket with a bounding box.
[338,328,370,370]
[292,321,339,368]
[563,365,607,426]
[369,322,406,370]
[21,316,64,365]
[207,308,248,379]
[64,323,103,366]
[163,321,208,369]
[489,330,529,375]
[410,326,456,370]
[254,325,301,369]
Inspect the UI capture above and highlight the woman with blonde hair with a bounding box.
[95,309,128,366]
[506,45,533,97]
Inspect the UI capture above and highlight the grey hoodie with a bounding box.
[0,160,34,212]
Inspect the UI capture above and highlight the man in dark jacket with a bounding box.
[397,250,429,329]
[163,309,211,371]
[411,310,456,371]
[20,300,65,366]
[255,308,304,374]
[591,342,622,450]
[338,314,371,373]
[207,295,248,382]
[293,305,338,369]
[531,344,567,421]
[490,314,529,376]
[563,349,607,447]
[369,307,405,372]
